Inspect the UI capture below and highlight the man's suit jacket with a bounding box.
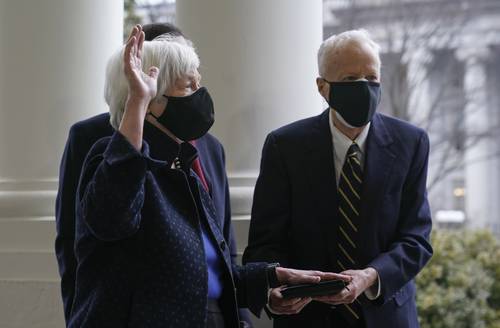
[243,109,433,328]
[55,113,253,325]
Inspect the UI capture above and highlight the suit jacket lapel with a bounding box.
[192,138,214,196]
[358,113,396,261]
[305,110,339,267]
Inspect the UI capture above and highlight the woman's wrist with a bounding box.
[125,95,151,114]
[119,98,150,151]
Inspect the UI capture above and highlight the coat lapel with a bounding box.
[358,113,396,261]
[305,110,339,267]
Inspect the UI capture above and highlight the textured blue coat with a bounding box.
[55,113,264,327]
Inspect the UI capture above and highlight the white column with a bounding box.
[483,46,500,234]
[461,48,491,229]
[0,0,123,327]
[176,0,323,226]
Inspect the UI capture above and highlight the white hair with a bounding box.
[105,37,200,129]
[317,29,381,77]
[152,33,193,47]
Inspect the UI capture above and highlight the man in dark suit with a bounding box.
[243,29,433,328]
[54,23,262,326]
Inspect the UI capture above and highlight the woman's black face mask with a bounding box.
[149,87,215,141]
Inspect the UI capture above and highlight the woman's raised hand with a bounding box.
[123,25,159,106]
[119,25,159,150]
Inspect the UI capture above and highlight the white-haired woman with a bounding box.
[69,25,344,328]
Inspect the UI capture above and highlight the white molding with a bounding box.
[0,280,65,328]
[0,217,55,251]
[0,178,58,218]
[0,174,256,279]
[0,251,59,281]
[228,173,257,216]
[0,178,58,191]
[0,175,257,219]
[229,186,254,216]
[228,174,257,187]
[0,215,253,280]
[232,215,251,253]
[0,191,56,219]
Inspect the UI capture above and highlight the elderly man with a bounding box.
[243,29,433,328]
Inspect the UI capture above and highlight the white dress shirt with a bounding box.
[328,109,381,300]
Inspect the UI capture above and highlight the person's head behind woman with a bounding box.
[105,35,200,129]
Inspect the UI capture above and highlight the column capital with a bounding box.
[455,46,492,65]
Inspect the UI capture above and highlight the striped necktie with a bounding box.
[335,142,363,324]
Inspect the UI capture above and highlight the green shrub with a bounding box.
[416,229,500,328]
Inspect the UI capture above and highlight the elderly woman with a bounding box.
[69,26,343,328]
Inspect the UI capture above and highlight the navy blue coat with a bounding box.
[243,110,433,328]
[55,113,260,327]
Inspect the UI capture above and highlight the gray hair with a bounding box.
[105,37,200,129]
[317,29,381,77]
[153,33,193,47]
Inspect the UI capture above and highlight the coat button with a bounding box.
[220,240,226,251]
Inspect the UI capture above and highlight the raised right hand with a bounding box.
[118,25,159,150]
[123,25,159,107]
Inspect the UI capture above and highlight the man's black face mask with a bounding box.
[325,80,381,127]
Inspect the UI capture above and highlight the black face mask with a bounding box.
[149,87,215,141]
[325,80,381,127]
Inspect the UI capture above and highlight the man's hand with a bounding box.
[275,267,350,285]
[268,287,312,315]
[313,267,378,305]
[268,268,351,315]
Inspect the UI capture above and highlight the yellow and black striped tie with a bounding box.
[335,142,363,324]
